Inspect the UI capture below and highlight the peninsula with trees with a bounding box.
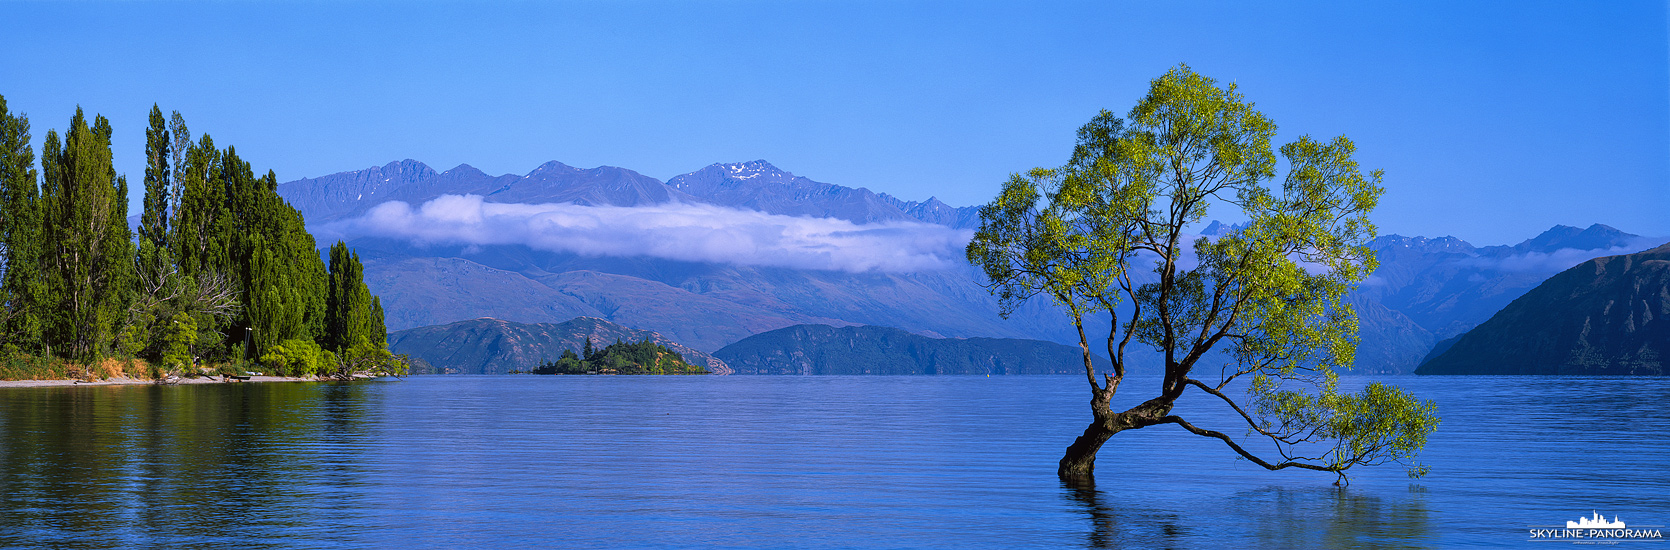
[387,317,729,375]
[529,338,708,375]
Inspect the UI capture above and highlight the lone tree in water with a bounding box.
[967,66,1438,483]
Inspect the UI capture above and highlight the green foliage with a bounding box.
[158,312,198,370]
[116,311,153,358]
[38,109,135,362]
[325,241,377,353]
[139,105,170,252]
[260,337,335,377]
[1250,372,1439,478]
[531,338,707,375]
[0,101,393,381]
[247,231,324,358]
[330,335,408,379]
[0,94,44,352]
[172,132,225,281]
[968,65,1438,480]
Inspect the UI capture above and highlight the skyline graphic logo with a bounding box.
[1569,511,1627,529]
[1528,512,1663,543]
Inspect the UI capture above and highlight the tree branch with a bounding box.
[1156,415,1342,473]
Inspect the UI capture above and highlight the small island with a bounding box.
[528,338,709,375]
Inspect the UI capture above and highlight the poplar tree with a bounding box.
[325,241,375,352]
[119,105,177,359]
[370,296,386,343]
[0,95,42,351]
[0,101,393,373]
[167,133,233,358]
[173,134,224,279]
[167,112,189,229]
[236,170,326,360]
[38,109,134,361]
[139,105,170,251]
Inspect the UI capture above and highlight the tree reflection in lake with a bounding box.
[0,375,1662,549]
[0,382,374,549]
[1064,477,1435,549]
[1062,476,1187,549]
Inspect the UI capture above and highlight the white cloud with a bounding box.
[317,195,974,273]
[1458,239,1668,273]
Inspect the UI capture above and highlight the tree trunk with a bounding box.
[1058,391,1175,478]
[1058,391,1117,478]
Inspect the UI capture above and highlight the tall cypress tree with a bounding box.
[0,95,42,351]
[166,126,240,360]
[124,106,176,359]
[325,241,376,352]
[232,170,327,360]
[167,111,189,235]
[139,105,169,251]
[39,109,134,361]
[370,295,386,343]
[173,133,223,279]
[161,115,331,362]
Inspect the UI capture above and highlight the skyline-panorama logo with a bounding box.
[1570,511,1627,529]
[1528,511,1665,543]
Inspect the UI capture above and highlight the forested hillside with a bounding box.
[0,95,398,379]
[1416,243,1670,375]
[715,324,1110,375]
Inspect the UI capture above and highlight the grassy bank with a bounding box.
[0,354,227,382]
[0,354,150,381]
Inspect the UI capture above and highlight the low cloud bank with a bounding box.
[1357,239,1668,288]
[1459,239,1668,273]
[318,195,973,273]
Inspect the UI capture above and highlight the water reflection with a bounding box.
[1062,476,1186,549]
[1,375,1663,548]
[0,382,375,549]
[1064,478,1435,549]
[1233,485,1435,549]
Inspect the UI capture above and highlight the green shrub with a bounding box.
[335,336,408,378]
[260,338,335,377]
[158,312,198,371]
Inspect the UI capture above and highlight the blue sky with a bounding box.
[1,1,1665,246]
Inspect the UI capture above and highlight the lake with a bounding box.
[1,374,1666,549]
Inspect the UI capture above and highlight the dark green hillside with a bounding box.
[1417,243,1670,375]
[714,324,1111,375]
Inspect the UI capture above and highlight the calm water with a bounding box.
[1,375,1666,549]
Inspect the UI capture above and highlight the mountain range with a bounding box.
[283,159,1076,356]
[1416,243,1670,375]
[279,158,1661,374]
[282,158,979,228]
[1348,223,1656,373]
